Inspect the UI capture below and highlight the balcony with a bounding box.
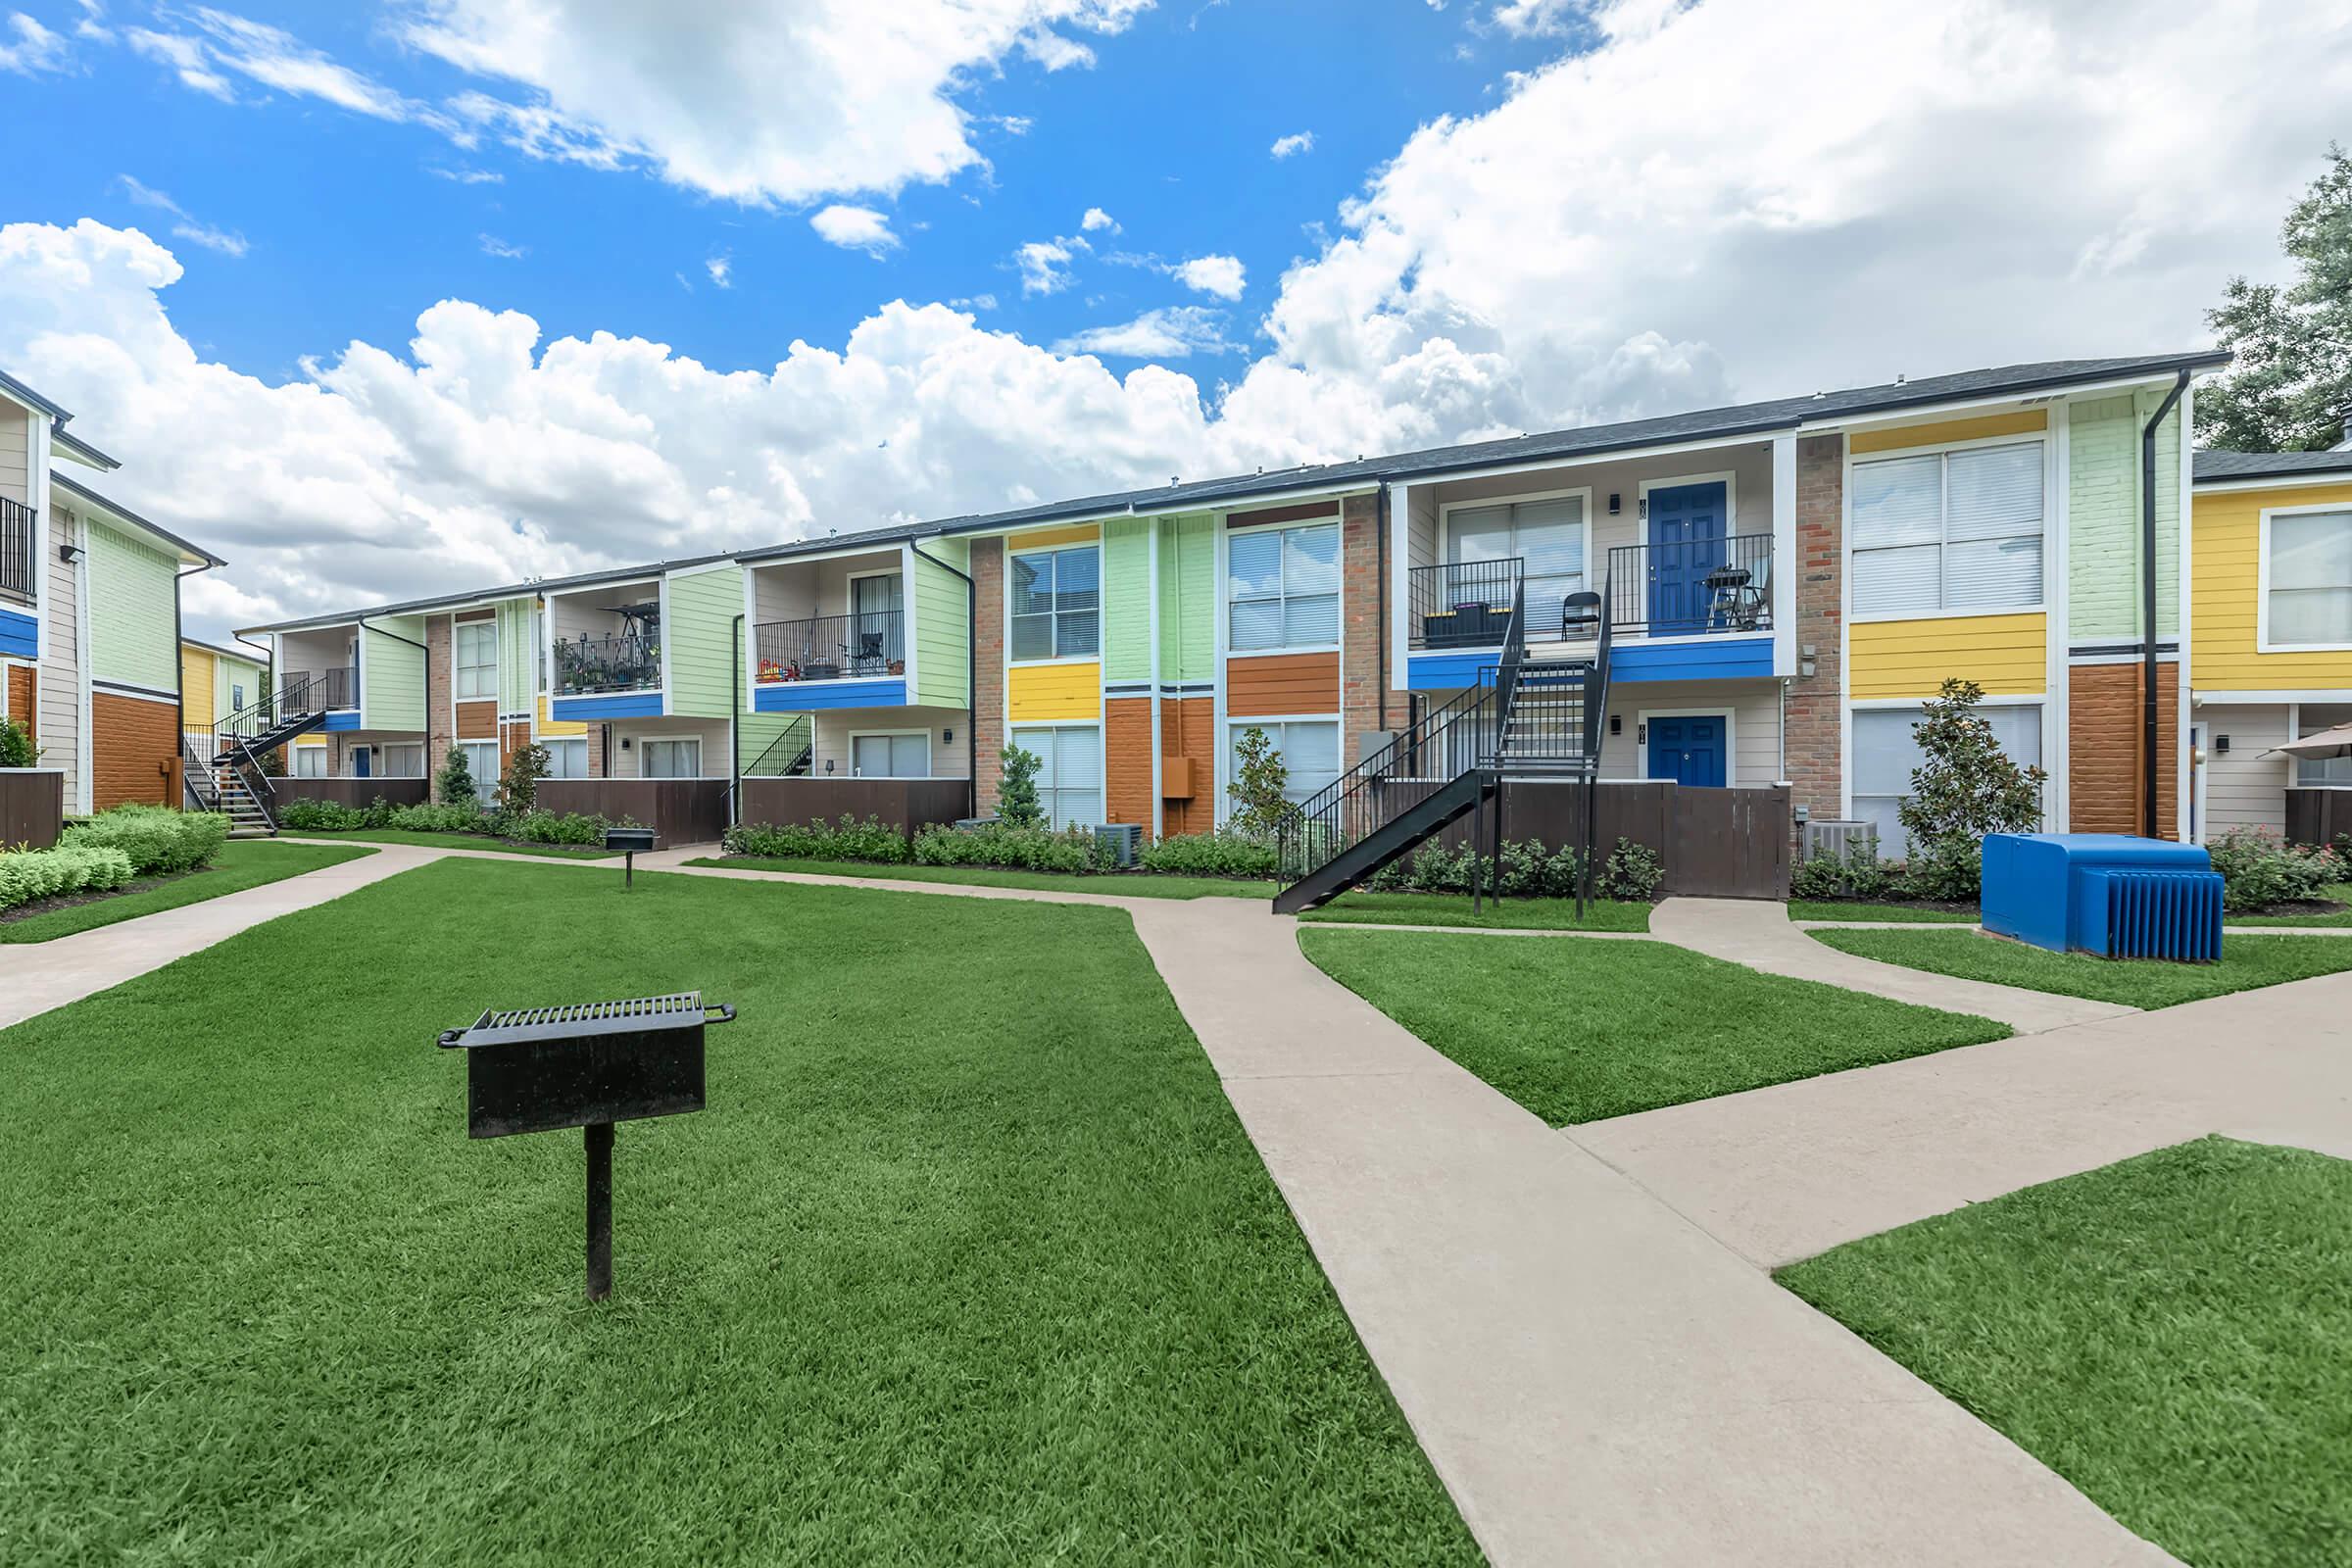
[0,497,32,602]
[754,610,905,683]
[1407,533,1772,649]
[555,631,662,696]
[279,666,355,710]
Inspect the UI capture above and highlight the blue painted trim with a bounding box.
[553,691,665,720]
[1404,651,1500,691]
[1610,637,1775,683]
[0,605,34,662]
[753,678,906,712]
[322,710,362,732]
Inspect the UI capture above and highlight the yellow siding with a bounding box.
[179,647,214,716]
[2191,479,2352,690]
[1849,612,2046,700]
[1008,661,1101,721]
[1849,410,2047,455]
[1006,523,1102,552]
[536,695,587,738]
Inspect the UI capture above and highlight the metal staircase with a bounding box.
[187,672,342,836]
[1273,562,1614,915]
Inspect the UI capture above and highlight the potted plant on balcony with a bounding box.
[758,657,785,683]
[888,659,906,675]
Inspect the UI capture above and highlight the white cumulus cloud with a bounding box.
[0,12,71,74]
[1269,130,1314,159]
[809,204,902,256]
[1055,306,1233,359]
[1171,254,1246,300]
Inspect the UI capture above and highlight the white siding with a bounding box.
[2199,704,2292,837]
[37,505,81,809]
[0,407,26,505]
[1592,678,1782,788]
[610,716,733,778]
[810,706,968,779]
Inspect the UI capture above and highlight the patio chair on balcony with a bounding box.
[1561,591,1602,641]
[852,630,887,674]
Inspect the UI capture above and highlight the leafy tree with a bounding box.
[435,746,478,808]
[2201,145,2352,452]
[498,741,552,815]
[1226,725,1293,837]
[0,716,37,768]
[1897,679,2048,900]
[997,742,1043,828]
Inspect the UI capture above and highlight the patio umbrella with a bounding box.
[2264,722,2352,760]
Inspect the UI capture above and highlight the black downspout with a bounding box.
[2140,371,2188,839]
[729,612,742,829]
[360,613,430,760]
[910,539,979,815]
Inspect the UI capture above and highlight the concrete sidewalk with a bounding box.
[1654,897,2136,1032]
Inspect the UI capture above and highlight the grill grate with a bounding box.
[478,993,704,1032]
[439,992,733,1050]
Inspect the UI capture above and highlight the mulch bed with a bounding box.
[0,867,197,925]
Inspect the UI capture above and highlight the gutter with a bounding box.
[909,539,978,812]
[2140,369,2190,839]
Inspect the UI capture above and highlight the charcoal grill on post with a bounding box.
[437,993,735,1300]
[604,825,657,887]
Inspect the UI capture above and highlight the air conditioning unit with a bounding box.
[1095,823,1143,867]
[1803,819,1879,862]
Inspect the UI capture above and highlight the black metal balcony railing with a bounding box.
[754,610,905,682]
[556,632,662,695]
[1,496,33,600]
[277,667,355,710]
[1606,531,1773,638]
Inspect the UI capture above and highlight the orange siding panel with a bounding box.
[1161,697,1217,836]
[6,664,34,733]
[91,691,177,809]
[457,699,498,740]
[2069,662,2180,838]
[1106,697,1153,829]
[1226,652,1340,717]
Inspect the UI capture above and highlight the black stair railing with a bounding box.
[744,727,813,777]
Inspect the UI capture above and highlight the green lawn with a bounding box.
[0,840,374,944]
[1780,1138,2352,1568]
[689,854,1275,899]
[1299,891,1652,931]
[0,858,1470,1564]
[1788,900,1979,924]
[1298,928,2008,1124]
[1811,928,2352,1007]
[2229,883,2352,928]
[283,828,619,858]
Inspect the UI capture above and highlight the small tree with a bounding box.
[998,742,1043,828]
[0,716,37,768]
[436,745,478,808]
[1226,725,1293,837]
[1897,678,2047,899]
[498,741,552,815]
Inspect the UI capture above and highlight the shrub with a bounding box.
[0,843,136,910]
[0,716,36,768]
[435,747,477,808]
[997,744,1043,829]
[1790,854,1844,901]
[911,821,1104,873]
[62,804,228,876]
[388,801,489,834]
[1599,838,1665,902]
[1890,679,2047,902]
[2207,827,2337,912]
[1138,830,1278,879]
[279,797,368,832]
[498,742,551,815]
[1226,726,1292,838]
[722,814,912,864]
[502,808,612,846]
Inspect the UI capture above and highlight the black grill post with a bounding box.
[585,1122,614,1301]
[604,826,657,889]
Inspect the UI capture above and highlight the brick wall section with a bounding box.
[1786,435,1844,825]
[91,692,176,808]
[424,613,453,798]
[1341,490,1383,763]
[971,539,1004,815]
[2069,661,2180,838]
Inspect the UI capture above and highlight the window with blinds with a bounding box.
[1018,724,1103,827]
[1850,702,2042,856]
[1010,546,1102,661]
[1228,719,1341,806]
[1228,521,1341,652]
[455,621,498,700]
[851,732,929,778]
[2268,511,2352,648]
[1445,497,1584,631]
[1851,442,2043,615]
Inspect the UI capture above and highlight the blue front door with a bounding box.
[351,746,371,779]
[1646,715,1726,788]
[1646,481,1729,635]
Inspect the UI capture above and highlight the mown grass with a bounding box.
[282,828,618,858]
[0,859,1472,1564]
[2228,883,2352,928]
[1811,928,2352,1007]
[1781,1138,2352,1568]
[1298,928,2008,1124]
[689,854,1275,900]
[0,840,374,943]
[1299,891,1652,931]
[1787,900,1979,924]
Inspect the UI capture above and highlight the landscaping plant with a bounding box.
[1894,679,2046,902]
[62,804,229,876]
[1226,726,1293,837]
[0,716,37,768]
[1138,830,1279,879]
[722,814,912,863]
[434,746,478,808]
[497,741,551,815]
[2205,826,2338,912]
[997,742,1043,829]
[912,821,1106,873]
[0,843,136,910]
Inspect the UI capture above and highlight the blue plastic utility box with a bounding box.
[1981,834,2223,962]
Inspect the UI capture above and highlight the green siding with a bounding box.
[910,542,971,708]
[215,655,265,717]
[665,564,743,719]
[1102,518,1152,682]
[497,597,537,711]
[85,521,179,693]
[2068,395,2181,641]
[1156,514,1214,682]
[739,712,810,773]
[362,614,425,730]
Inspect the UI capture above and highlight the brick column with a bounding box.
[424,613,453,798]
[971,538,1004,816]
[1341,491,1383,764]
[1785,435,1844,826]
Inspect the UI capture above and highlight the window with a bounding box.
[1009,546,1100,661]
[1229,521,1341,651]
[1016,725,1102,827]
[293,746,326,778]
[1228,719,1342,808]
[2267,510,2352,648]
[383,744,424,778]
[1445,497,1585,634]
[852,733,929,778]
[455,621,498,701]
[641,737,701,778]
[1850,703,2042,857]
[2297,705,2352,787]
[459,741,499,791]
[543,738,589,778]
[1851,442,2043,615]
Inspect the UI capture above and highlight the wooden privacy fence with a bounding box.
[538,779,730,848]
[269,778,431,809]
[0,768,66,849]
[740,778,974,844]
[1426,780,1791,900]
[2285,788,2352,849]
